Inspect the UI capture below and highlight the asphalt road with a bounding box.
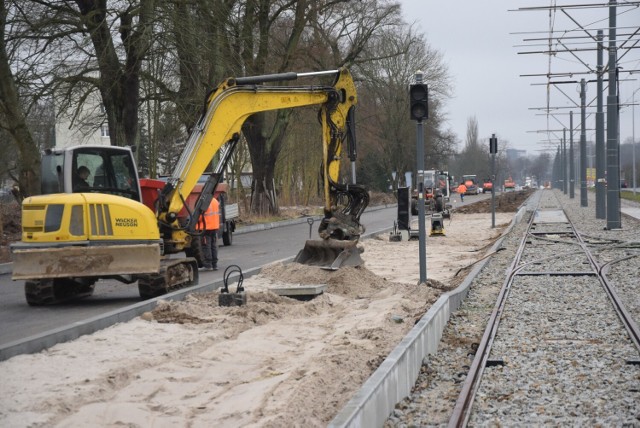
[0,205,399,347]
[0,193,490,349]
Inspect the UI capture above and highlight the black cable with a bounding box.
[222,265,244,293]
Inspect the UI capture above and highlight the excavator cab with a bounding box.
[40,145,142,202]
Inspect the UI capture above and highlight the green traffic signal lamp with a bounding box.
[409,83,428,121]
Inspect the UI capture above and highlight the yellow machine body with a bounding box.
[12,193,161,280]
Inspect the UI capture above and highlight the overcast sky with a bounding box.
[400,1,640,155]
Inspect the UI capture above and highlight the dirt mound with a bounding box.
[147,290,305,326]
[260,263,390,298]
[453,190,533,214]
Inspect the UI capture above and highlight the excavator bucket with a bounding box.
[294,239,364,271]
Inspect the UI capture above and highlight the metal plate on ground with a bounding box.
[533,209,567,224]
[271,284,327,297]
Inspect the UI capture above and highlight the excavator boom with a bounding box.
[157,68,367,262]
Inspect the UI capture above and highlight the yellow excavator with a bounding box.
[11,68,369,305]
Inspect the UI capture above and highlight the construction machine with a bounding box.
[461,174,479,195]
[482,178,493,193]
[504,177,516,192]
[11,68,368,305]
[404,170,451,238]
[411,170,451,216]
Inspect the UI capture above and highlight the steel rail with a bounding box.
[447,208,537,428]
[449,192,640,426]
[574,232,640,351]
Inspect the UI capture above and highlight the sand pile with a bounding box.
[0,213,513,427]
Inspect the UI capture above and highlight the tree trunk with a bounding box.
[75,0,154,147]
[244,110,293,216]
[0,2,39,198]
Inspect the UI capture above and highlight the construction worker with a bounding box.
[457,182,467,202]
[197,197,220,271]
[73,166,90,191]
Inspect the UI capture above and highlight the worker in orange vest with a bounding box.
[197,197,220,271]
[457,183,467,202]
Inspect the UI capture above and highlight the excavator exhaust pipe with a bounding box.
[294,239,364,271]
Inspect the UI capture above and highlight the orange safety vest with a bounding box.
[196,198,220,231]
[457,184,467,194]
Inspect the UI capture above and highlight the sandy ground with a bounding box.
[0,212,513,428]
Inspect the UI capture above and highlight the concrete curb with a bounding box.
[328,202,532,428]
[0,263,10,275]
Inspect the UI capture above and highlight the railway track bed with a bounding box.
[387,189,640,427]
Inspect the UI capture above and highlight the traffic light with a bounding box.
[490,135,498,154]
[409,83,428,121]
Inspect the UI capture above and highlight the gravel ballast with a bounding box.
[385,189,640,427]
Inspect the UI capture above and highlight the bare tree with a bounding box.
[73,0,156,147]
[231,0,407,215]
[6,0,157,148]
[452,116,490,180]
[0,1,39,198]
[356,21,453,191]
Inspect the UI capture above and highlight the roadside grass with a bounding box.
[621,190,640,203]
[588,188,640,203]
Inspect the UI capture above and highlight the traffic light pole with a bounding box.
[490,134,497,229]
[412,71,427,283]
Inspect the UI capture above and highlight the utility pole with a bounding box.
[606,0,621,229]
[514,1,638,221]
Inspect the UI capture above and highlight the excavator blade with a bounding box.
[294,239,364,271]
[11,244,161,280]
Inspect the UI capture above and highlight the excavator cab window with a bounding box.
[71,148,141,202]
[41,151,64,194]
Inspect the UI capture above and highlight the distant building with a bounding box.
[53,67,110,148]
[54,96,110,148]
[506,148,527,161]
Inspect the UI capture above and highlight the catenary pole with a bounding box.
[563,135,568,194]
[580,78,588,207]
[569,120,574,199]
[596,30,606,218]
[633,87,638,196]
[606,0,621,229]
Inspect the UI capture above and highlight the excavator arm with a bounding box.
[156,68,367,255]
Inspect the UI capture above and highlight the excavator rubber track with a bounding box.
[137,258,199,299]
[24,278,96,306]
